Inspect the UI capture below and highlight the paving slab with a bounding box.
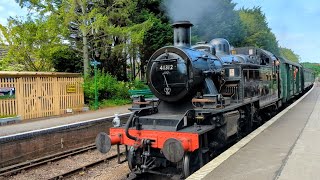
[188,85,319,180]
[0,104,131,136]
[277,88,320,180]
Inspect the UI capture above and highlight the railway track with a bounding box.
[0,144,127,179]
[0,144,97,177]
[48,152,126,180]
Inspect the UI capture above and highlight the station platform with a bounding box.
[188,84,319,180]
[0,104,131,137]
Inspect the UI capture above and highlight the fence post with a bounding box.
[16,77,24,120]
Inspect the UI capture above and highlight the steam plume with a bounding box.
[161,0,217,25]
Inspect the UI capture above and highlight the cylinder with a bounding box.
[172,21,193,47]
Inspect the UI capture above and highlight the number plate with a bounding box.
[156,63,177,71]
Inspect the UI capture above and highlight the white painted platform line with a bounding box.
[0,112,132,140]
[276,89,320,180]
[187,86,315,180]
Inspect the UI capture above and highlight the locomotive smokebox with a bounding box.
[172,21,193,47]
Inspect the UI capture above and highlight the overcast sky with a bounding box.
[0,0,319,63]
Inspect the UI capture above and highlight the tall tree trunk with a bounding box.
[140,63,145,81]
[132,53,136,81]
[83,34,89,76]
[80,1,89,76]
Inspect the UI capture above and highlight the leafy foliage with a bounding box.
[14,0,154,77]
[139,17,172,80]
[279,47,300,63]
[83,71,130,105]
[238,7,280,55]
[128,79,149,90]
[84,71,130,106]
[83,71,149,108]
[0,17,65,71]
[301,62,320,76]
[50,47,83,73]
[59,0,153,77]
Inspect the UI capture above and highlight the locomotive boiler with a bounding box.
[147,21,223,102]
[95,21,313,178]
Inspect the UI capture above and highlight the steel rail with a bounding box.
[0,144,96,177]
[48,152,126,180]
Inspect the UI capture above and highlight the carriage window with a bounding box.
[265,58,269,64]
[243,69,259,80]
[243,70,248,81]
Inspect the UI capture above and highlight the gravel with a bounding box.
[0,146,129,180]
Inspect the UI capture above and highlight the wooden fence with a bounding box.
[0,72,84,120]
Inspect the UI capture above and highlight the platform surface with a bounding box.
[188,84,320,180]
[0,104,131,137]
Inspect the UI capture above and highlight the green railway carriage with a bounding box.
[279,57,302,103]
[302,67,315,90]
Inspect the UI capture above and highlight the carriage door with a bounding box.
[291,65,294,96]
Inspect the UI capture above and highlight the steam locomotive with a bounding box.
[95,21,315,178]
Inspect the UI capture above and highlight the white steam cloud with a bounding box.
[161,0,217,25]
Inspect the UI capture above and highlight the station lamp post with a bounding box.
[90,60,101,110]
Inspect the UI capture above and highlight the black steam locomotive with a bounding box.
[95,21,314,179]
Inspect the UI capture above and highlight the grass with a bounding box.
[88,98,131,109]
[0,95,15,99]
[100,99,131,107]
[0,114,17,118]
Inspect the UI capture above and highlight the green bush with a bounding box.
[83,71,151,109]
[128,80,149,90]
[83,71,130,108]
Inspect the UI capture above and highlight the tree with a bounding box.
[130,0,172,80]
[238,7,280,55]
[279,47,300,63]
[0,16,66,71]
[137,18,171,79]
[301,62,320,76]
[15,0,153,78]
[51,47,83,73]
[192,0,245,46]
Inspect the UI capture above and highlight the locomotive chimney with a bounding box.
[172,21,193,47]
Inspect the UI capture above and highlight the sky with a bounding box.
[0,0,28,25]
[0,0,319,63]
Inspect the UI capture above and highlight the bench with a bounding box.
[128,89,159,111]
[128,89,154,98]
